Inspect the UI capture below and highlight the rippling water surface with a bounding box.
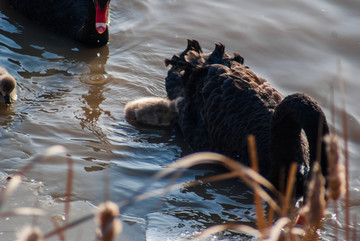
[0,0,359,240]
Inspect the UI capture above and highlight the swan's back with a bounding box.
[165,40,283,175]
[9,0,88,36]
[9,0,110,46]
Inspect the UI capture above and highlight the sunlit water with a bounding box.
[0,0,359,240]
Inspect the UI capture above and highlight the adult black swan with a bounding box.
[126,39,330,194]
[8,0,111,47]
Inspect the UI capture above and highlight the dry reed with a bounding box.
[0,175,22,209]
[0,124,355,241]
[95,201,122,241]
[197,223,261,239]
[338,59,350,240]
[280,162,298,218]
[65,154,74,223]
[353,213,358,241]
[301,162,326,240]
[324,134,345,201]
[248,135,267,233]
[16,226,43,241]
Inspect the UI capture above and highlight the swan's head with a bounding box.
[77,0,111,46]
[0,73,17,105]
[93,0,111,34]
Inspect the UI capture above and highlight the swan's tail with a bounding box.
[164,39,245,101]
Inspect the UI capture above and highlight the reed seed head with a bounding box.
[96,201,122,241]
[16,226,43,241]
[300,162,326,240]
[324,134,345,201]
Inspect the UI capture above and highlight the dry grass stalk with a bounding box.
[306,162,326,226]
[95,201,122,241]
[44,214,94,239]
[263,217,304,241]
[118,168,280,217]
[50,216,66,241]
[337,59,350,240]
[118,152,281,214]
[324,134,345,201]
[301,162,326,240]
[198,218,305,241]
[119,171,255,212]
[353,213,357,241]
[248,135,259,172]
[280,162,298,218]
[199,136,303,240]
[267,206,274,229]
[15,145,67,177]
[0,175,22,209]
[247,135,267,234]
[153,152,281,212]
[65,154,74,224]
[197,223,261,240]
[0,207,46,218]
[16,226,43,241]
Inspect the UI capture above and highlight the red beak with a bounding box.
[95,0,109,34]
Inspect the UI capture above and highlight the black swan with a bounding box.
[126,40,330,194]
[8,0,111,47]
[0,67,17,105]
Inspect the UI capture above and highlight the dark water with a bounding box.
[0,0,359,240]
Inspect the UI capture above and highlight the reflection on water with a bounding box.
[75,46,113,150]
[0,0,359,240]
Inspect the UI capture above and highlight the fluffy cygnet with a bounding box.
[124,97,182,126]
[0,67,17,105]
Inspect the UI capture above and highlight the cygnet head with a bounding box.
[0,67,17,105]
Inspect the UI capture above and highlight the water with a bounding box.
[0,0,359,240]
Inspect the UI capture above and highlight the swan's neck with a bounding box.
[270,94,329,193]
